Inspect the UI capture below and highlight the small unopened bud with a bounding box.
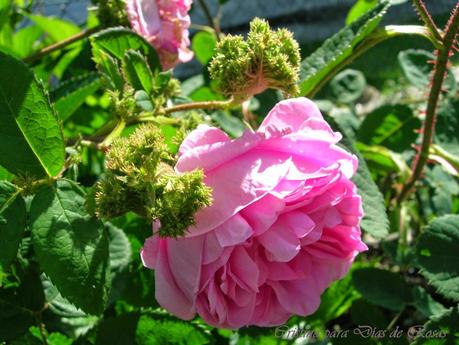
[209,18,301,102]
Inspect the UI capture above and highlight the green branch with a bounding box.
[163,97,236,114]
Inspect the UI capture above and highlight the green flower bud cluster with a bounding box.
[92,0,129,28]
[94,124,212,237]
[209,18,301,102]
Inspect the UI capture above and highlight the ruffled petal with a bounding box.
[258,97,341,142]
[178,125,230,156]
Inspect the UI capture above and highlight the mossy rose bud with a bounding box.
[209,18,301,102]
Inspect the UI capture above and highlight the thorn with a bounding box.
[411,144,421,151]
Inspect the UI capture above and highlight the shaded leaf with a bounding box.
[326,115,390,238]
[211,111,245,138]
[42,277,99,338]
[357,105,421,153]
[435,99,459,156]
[415,215,459,302]
[412,286,447,318]
[398,49,456,96]
[352,268,412,311]
[0,181,26,270]
[411,306,459,345]
[52,73,101,121]
[329,69,366,104]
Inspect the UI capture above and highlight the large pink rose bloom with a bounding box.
[141,98,367,328]
[126,0,193,70]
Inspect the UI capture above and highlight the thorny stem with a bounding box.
[23,27,100,64]
[397,3,459,204]
[412,0,443,43]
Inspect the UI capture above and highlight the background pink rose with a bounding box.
[126,0,194,70]
[141,97,367,328]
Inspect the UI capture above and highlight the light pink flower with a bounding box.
[141,98,367,328]
[126,0,194,70]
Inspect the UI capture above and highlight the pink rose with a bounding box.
[141,98,367,328]
[126,0,194,70]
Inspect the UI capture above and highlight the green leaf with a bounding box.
[412,286,447,318]
[0,51,65,177]
[346,0,378,25]
[211,111,245,138]
[415,215,459,302]
[26,15,80,43]
[192,31,217,65]
[398,49,457,96]
[352,268,412,311]
[122,50,154,94]
[411,306,459,345]
[329,69,366,104]
[181,74,205,97]
[91,27,161,73]
[0,181,26,270]
[95,49,124,91]
[357,105,421,153]
[106,222,132,303]
[326,115,389,238]
[351,299,387,329]
[299,0,389,96]
[0,0,10,32]
[42,277,99,338]
[135,90,154,111]
[30,179,111,315]
[11,327,72,345]
[96,313,139,345]
[52,73,101,121]
[0,165,13,180]
[136,315,210,345]
[96,312,210,345]
[11,25,43,58]
[0,265,45,341]
[0,300,34,341]
[107,223,131,274]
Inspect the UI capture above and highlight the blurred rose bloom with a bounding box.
[126,0,194,70]
[141,98,367,328]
